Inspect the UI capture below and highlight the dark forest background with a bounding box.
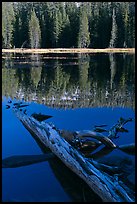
[2,2,135,49]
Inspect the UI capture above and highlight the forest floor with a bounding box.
[2,48,135,54]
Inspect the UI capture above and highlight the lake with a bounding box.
[2,52,135,202]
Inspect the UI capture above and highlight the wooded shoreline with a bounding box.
[2,48,135,54]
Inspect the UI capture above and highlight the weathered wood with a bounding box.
[108,117,133,139]
[13,109,134,202]
[74,130,117,148]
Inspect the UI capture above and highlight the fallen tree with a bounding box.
[13,108,134,202]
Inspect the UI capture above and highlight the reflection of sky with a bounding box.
[2,162,71,202]
[2,97,135,202]
[2,53,135,201]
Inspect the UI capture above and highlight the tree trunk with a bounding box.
[13,109,134,202]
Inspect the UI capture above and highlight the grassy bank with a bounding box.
[2,48,135,54]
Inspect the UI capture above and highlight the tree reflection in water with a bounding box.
[2,53,135,109]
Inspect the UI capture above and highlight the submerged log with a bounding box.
[13,109,134,202]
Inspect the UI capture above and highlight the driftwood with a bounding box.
[13,108,134,202]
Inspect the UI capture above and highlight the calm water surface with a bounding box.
[2,53,135,202]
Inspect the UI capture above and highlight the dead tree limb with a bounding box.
[108,117,133,139]
[13,109,134,202]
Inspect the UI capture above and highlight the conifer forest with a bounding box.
[2,2,135,49]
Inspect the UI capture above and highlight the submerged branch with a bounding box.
[108,117,133,139]
[12,108,134,202]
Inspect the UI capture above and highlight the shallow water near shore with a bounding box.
[2,52,135,202]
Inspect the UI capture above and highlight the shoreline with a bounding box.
[2,48,135,54]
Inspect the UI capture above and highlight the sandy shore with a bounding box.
[2,48,135,54]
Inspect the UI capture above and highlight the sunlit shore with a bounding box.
[2,48,135,54]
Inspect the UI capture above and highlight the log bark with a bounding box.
[13,109,134,202]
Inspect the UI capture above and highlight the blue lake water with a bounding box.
[2,53,135,202]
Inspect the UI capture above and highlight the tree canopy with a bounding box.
[2,2,135,49]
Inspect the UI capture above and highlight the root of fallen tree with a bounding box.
[13,108,134,202]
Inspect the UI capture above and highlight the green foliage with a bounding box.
[78,6,90,48]
[29,9,41,48]
[109,8,118,48]
[51,10,61,47]
[2,2,135,48]
[2,2,15,48]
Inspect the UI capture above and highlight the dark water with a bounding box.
[2,53,135,202]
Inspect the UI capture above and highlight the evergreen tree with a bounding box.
[2,2,15,48]
[13,15,22,48]
[122,3,129,48]
[2,2,135,49]
[96,3,112,48]
[109,8,118,48]
[89,2,101,48]
[29,9,41,48]
[32,2,47,48]
[40,14,47,48]
[61,15,71,48]
[50,3,63,48]
[51,12,59,47]
[113,2,124,48]
[126,2,135,47]
[78,7,90,48]
[59,6,72,48]
[65,2,79,47]
[15,2,31,48]
[40,2,53,48]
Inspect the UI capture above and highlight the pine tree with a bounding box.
[65,2,79,47]
[59,5,72,48]
[125,2,135,48]
[40,2,53,48]
[89,2,100,48]
[122,3,128,48]
[78,7,90,48]
[95,3,112,48]
[109,8,118,48]
[2,2,15,48]
[2,2,135,49]
[29,9,41,48]
[51,7,62,48]
[61,15,71,48]
[13,15,22,48]
[12,2,32,48]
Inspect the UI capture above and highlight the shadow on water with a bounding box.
[2,53,135,202]
[23,125,103,202]
[49,157,103,202]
